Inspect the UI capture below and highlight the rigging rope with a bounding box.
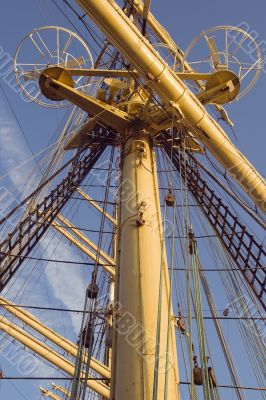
[152,204,167,400]
[164,196,176,400]
[189,230,213,400]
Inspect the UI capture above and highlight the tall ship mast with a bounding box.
[0,1,265,399]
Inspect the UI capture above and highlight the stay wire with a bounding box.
[51,0,105,56]
[152,204,167,400]
[164,198,176,399]
[190,237,213,400]
[197,212,266,396]
[0,151,82,226]
[79,147,115,400]
[0,81,43,175]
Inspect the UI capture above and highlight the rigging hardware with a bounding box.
[14,26,94,107]
[184,25,262,100]
[0,142,109,290]
[164,136,266,311]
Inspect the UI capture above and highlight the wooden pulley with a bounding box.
[208,367,217,387]
[87,282,99,299]
[193,366,203,386]
[81,323,94,349]
[175,316,186,334]
[165,188,176,207]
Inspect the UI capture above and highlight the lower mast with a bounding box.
[111,131,180,399]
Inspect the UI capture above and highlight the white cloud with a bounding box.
[40,233,86,334]
[0,80,105,400]
[0,101,87,364]
[0,101,31,192]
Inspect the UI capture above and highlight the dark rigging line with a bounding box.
[50,0,102,55]
[0,377,265,391]
[0,377,108,381]
[0,152,81,226]
[0,82,43,176]
[1,303,265,320]
[0,250,265,271]
[190,152,266,229]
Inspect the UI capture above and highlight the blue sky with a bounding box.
[0,1,265,399]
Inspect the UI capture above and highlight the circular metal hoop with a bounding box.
[14,26,94,108]
[153,43,183,71]
[184,25,262,100]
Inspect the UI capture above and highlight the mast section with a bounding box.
[75,0,266,214]
[112,130,180,399]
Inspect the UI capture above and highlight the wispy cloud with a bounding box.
[0,101,86,379]
[40,234,86,333]
[0,99,31,192]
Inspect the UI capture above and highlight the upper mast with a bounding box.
[75,0,266,215]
